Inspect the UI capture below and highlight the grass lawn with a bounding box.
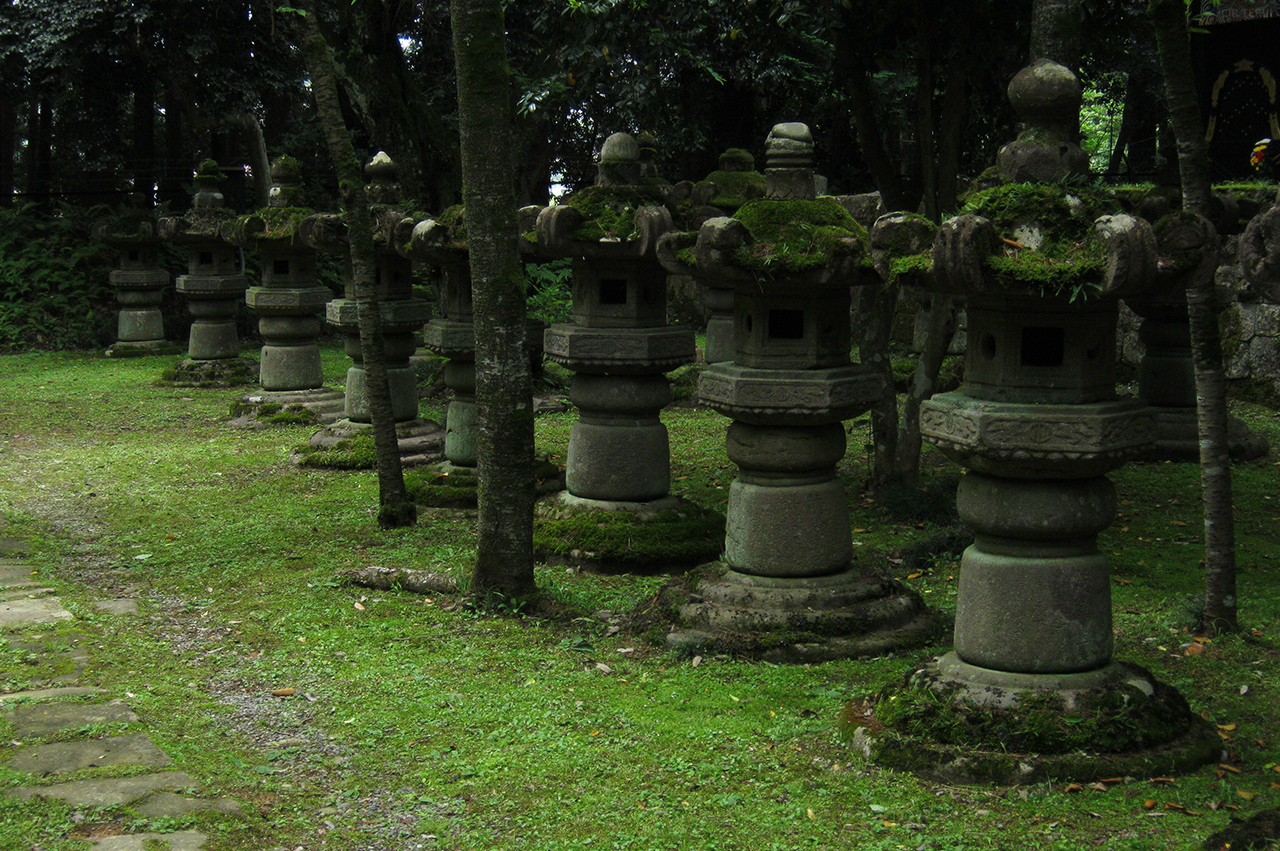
[0,345,1278,850]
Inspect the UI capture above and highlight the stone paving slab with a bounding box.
[7,699,138,737]
[0,597,74,627]
[92,598,140,616]
[133,790,243,818]
[88,829,207,850]
[0,686,105,704]
[4,770,200,806]
[0,539,28,555]
[0,586,56,602]
[5,732,171,775]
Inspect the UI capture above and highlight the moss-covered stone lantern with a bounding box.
[658,148,767,364]
[155,159,255,384]
[231,156,343,422]
[530,132,721,572]
[93,211,178,359]
[664,123,937,661]
[849,62,1218,784]
[297,153,440,464]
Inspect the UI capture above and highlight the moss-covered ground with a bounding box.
[1,345,1279,849]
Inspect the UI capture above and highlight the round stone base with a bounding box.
[666,563,940,664]
[845,652,1219,785]
[403,456,564,509]
[295,418,446,468]
[1133,407,1269,462]
[534,493,724,574]
[229,388,346,428]
[105,340,182,359]
[160,357,259,388]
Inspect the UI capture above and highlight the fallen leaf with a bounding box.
[271,688,296,697]
[907,572,921,580]
[1238,790,1257,801]
[1184,643,1205,656]
[595,663,612,674]
[1085,782,1109,792]
[354,602,365,611]
[1143,799,1157,809]
[1219,763,1243,775]
[1064,783,1083,793]
[1218,723,1237,732]
[691,656,702,668]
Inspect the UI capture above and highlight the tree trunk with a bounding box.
[159,84,186,207]
[1149,0,1237,634]
[863,282,900,490]
[295,0,416,530]
[132,73,156,207]
[451,0,537,603]
[0,89,14,208]
[1031,0,1083,72]
[895,293,957,480]
[833,15,913,212]
[231,113,272,208]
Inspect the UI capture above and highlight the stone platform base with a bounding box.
[160,357,259,388]
[406,456,564,509]
[105,340,182,358]
[229,388,346,428]
[666,563,940,663]
[534,493,724,574]
[293,418,445,468]
[845,652,1219,785]
[1135,407,1269,462]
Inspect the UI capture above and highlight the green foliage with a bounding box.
[731,197,867,271]
[0,204,117,351]
[524,258,573,325]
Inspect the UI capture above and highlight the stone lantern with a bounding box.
[850,62,1217,784]
[155,159,256,385]
[658,149,767,365]
[664,123,936,661]
[232,156,343,421]
[300,153,440,462]
[531,132,720,572]
[400,209,480,478]
[94,213,178,359]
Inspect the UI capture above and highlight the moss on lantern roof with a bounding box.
[438,204,468,243]
[560,185,671,242]
[700,169,766,210]
[243,205,316,240]
[730,197,867,272]
[963,183,1118,300]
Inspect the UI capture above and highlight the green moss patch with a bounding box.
[731,197,867,272]
[560,185,672,242]
[867,666,1194,756]
[242,206,315,241]
[963,183,1120,300]
[295,433,377,469]
[700,169,766,210]
[533,499,724,573]
[404,468,479,509]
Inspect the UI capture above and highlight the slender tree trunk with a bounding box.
[1149,0,1237,634]
[451,0,537,602]
[863,282,900,490]
[0,90,14,208]
[895,294,956,480]
[159,84,186,207]
[231,113,272,208]
[132,74,156,207]
[915,1,939,223]
[295,0,416,530]
[1031,0,1083,72]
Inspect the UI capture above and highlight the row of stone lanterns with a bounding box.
[96,58,1227,785]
